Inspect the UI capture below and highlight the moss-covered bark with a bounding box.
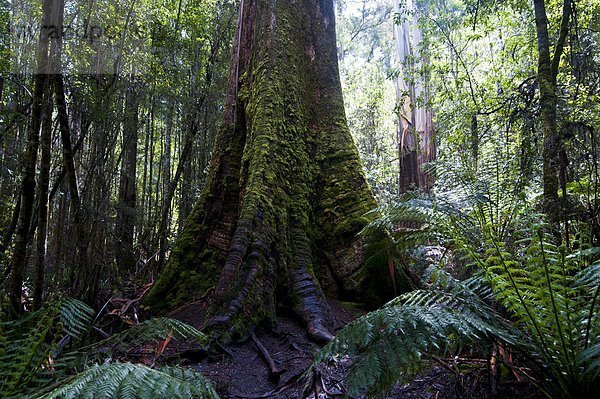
[144,0,412,342]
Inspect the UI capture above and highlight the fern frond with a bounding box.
[33,363,220,399]
[576,263,600,287]
[312,286,522,397]
[1,299,212,399]
[361,199,435,249]
[577,344,600,380]
[100,317,208,350]
[0,297,93,398]
[59,298,94,340]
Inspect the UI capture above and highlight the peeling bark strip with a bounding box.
[144,0,410,341]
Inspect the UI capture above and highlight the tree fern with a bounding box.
[472,226,599,398]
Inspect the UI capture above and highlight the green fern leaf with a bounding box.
[32,363,220,399]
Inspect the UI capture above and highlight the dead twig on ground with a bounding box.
[251,331,285,381]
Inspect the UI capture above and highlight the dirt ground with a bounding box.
[162,300,543,399]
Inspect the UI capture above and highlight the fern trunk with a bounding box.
[144,0,409,342]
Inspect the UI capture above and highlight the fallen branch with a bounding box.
[251,331,285,381]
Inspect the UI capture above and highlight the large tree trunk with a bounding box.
[145,0,408,342]
[393,0,435,193]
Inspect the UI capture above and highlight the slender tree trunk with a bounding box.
[55,75,93,300]
[179,153,192,233]
[32,85,53,310]
[155,100,175,270]
[145,97,156,240]
[533,0,571,228]
[115,81,139,274]
[140,107,151,245]
[1,194,20,272]
[153,126,162,240]
[157,128,191,270]
[163,107,173,204]
[471,114,479,172]
[52,188,66,281]
[9,0,54,316]
[55,76,82,222]
[145,0,412,343]
[32,0,63,309]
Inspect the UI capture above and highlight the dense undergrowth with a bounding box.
[3,201,598,399]
[0,298,219,398]
[312,187,600,398]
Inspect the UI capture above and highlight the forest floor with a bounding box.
[160,299,542,399]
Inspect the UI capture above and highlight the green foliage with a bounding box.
[34,363,219,399]
[336,0,399,203]
[359,196,436,278]
[0,297,94,398]
[313,197,600,398]
[59,297,96,339]
[0,299,218,399]
[478,227,599,398]
[97,317,208,351]
[313,270,522,397]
